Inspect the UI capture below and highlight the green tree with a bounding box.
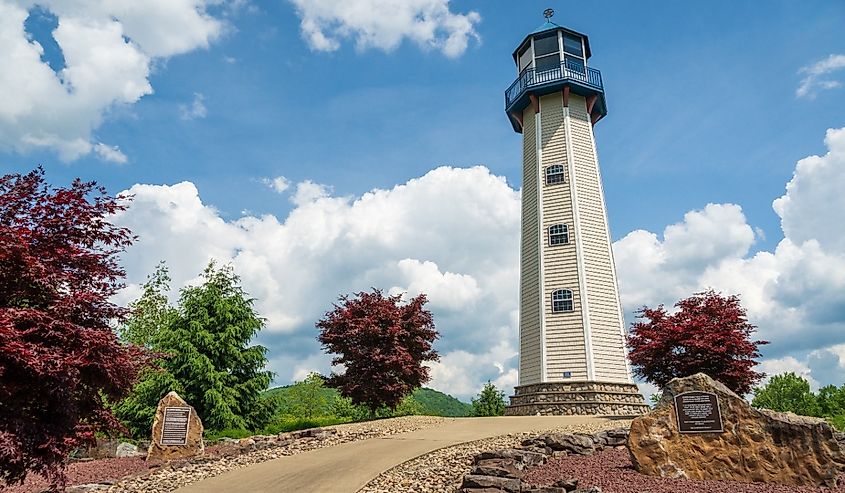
[118,262,176,347]
[114,261,274,435]
[392,394,425,417]
[287,373,330,418]
[472,381,506,417]
[817,384,845,417]
[751,372,820,417]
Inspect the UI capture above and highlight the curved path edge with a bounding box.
[174,416,610,493]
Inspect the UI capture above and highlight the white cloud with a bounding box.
[94,142,128,164]
[389,259,481,311]
[261,176,291,194]
[0,1,223,161]
[796,54,845,99]
[288,0,481,58]
[179,92,208,120]
[113,166,519,398]
[291,180,332,205]
[758,356,819,391]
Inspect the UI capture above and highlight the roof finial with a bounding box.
[543,8,555,21]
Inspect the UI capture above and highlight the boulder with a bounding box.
[628,373,845,487]
[114,442,140,458]
[146,391,204,461]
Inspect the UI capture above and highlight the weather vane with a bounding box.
[543,8,554,20]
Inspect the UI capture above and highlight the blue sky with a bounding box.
[2,0,845,400]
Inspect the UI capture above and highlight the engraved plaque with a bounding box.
[674,391,723,433]
[160,406,191,446]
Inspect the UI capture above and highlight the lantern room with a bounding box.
[504,11,608,133]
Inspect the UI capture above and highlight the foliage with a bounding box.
[752,373,845,430]
[751,372,820,416]
[649,392,663,408]
[114,262,274,436]
[411,388,472,417]
[317,289,439,414]
[118,262,175,347]
[626,290,768,396]
[0,168,149,487]
[286,373,330,418]
[471,381,506,417]
[261,385,471,420]
[391,394,425,416]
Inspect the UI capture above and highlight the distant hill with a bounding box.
[411,388,473,417]
[261,385,472,417]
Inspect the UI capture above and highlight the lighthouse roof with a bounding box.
[511,21,592,62]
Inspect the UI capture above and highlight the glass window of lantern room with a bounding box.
[518,43,533,73]
[533,32,560,73]
[563,34,585,72]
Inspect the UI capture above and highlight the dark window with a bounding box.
[549,224,569,245]
[535,54,560,72]
[546,164,564,185]
[563,34,583,57]
[552,289,574,313]
[563,371,572,378]
[533,33,559,57]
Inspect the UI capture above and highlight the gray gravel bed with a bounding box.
[359,419,630,493]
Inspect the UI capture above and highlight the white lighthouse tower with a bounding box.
[504,11,648,416]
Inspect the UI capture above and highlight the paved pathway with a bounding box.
[175,416,610,493]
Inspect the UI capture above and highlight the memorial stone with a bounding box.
[628,373,845,487]
[147,391,204,461]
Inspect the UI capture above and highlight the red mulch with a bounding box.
[1,457,163,493]
[523,448,845,493]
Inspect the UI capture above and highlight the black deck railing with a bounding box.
[505,59,603,109]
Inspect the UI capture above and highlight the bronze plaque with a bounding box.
[674,391,723,433]
[160,406,191,446]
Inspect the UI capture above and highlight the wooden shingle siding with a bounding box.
[538,94,589,381]
[568,95,629,383]
[519,105,542,385]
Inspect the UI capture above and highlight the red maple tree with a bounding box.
[317,289,439,414]
[626,290,767,396]
[0,168,149,488]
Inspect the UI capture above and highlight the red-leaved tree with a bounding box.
[626,290,767,395]
[0,168,149,488]
[317,289,439,414]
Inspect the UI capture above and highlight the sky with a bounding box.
[2,0,845,402]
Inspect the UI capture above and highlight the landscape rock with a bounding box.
[471,458,524,478]
[146,391,205,462]
[459,473,521,492]
[628,372,845,487]
[114,443,140,458]
[475,448,547,469]
[594,428,628,447]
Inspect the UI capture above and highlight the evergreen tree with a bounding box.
[115,262,274,434]
[472,381,506,417]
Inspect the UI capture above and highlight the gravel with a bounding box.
[523,447,845,493]
[2,457,159,493]
[360,420,630,493]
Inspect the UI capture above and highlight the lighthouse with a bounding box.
[504,11,648,416]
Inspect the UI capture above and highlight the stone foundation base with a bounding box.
[505,380,649,417]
